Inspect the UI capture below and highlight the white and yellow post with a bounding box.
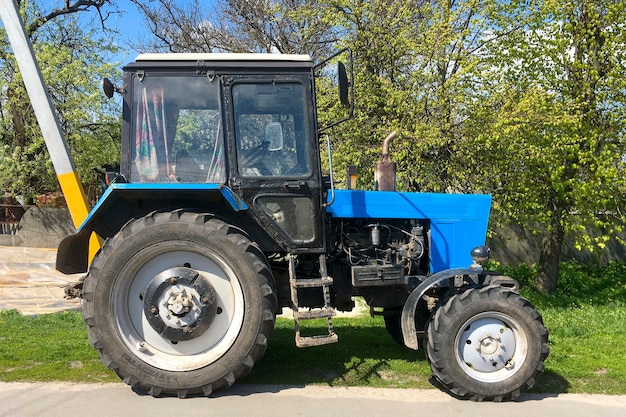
[0,0,100,259]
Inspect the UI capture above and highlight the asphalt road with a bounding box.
[1,382,625,417]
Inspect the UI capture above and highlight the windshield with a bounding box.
[130,75,226,184]
[233,82,311,178]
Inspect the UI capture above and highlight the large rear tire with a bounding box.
[82,210,277,397]
[426,286,549,401]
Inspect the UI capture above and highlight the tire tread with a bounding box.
[426,286,549,401]
[82,210,277,397]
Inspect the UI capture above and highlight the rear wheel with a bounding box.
[426,286,548,401]
[383,310,405,346]
[82,211,276,397]
[384,305,429,349]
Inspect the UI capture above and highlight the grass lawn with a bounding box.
[0,261,625,394]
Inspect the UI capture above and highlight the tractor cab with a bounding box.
[120,54,326,252]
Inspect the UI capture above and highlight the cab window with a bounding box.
[130,75,226,183]
[232,82,311,178]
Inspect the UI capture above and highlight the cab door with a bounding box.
[225,75,325,252]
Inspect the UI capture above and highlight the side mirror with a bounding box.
[314,48,354,132]
[338,62,350,107]
[265,122,284,151]
[102,78,123,99]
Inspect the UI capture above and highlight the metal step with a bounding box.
[296,332,339,348]
[291,276,334,288]
[288,254,339,348]
[293,307,336,320]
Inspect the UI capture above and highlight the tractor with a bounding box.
[57,50,548,401]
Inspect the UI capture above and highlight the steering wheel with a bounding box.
[241,141,269,165]
[240,141,274,175]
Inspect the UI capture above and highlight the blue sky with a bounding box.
[107,0,218,65]
[107,0,151,65]
[0,1,217,65]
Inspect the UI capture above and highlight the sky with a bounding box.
[106,0,217,65]
[106,0,151,65]
[0,1,217,66]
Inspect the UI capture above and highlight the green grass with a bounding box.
[242,316,433,389]
[1,260,625,394]
[536,306,626,394]
[495,260,626,394]
[0,310,116,383]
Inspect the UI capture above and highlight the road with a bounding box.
[0,247,81,315]
[1,382,625,417]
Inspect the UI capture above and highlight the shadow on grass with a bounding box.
[240,317,427,388]
[531,370,571,395]
[239,317,570,400]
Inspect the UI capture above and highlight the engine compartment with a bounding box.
[332,218,430,284]
[338,218,428,270]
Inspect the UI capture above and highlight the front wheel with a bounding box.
[426,286,549,401]
[82,211,277,397]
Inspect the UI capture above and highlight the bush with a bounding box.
[493,261,626,309]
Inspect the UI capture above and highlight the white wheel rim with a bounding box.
[454,312,528,383]
[112,242,244,371]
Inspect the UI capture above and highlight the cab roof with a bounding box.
[135,53,313,62]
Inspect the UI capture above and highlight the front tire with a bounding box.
[82,211,277,397]
[426,286,549,401]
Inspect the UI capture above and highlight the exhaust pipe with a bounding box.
[374,131,397,191]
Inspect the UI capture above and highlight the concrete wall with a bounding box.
[488,223,626,266]
[0,207,75,248]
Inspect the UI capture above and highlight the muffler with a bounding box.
[374,131,396,191]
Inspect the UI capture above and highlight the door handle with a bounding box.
[284,180,305,189]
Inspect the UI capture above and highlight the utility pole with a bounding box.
[0,0,99,257]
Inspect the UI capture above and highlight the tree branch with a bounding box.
[26,0,111,35]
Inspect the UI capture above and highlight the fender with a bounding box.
[400,268,518,350]
[56,183,248,274]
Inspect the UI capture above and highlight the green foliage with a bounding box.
[3,0,626,295]
[312,0,626,293]
[455,0,626,292]
[493,261,626,309]
[316,0,502,192]
[0,3,121,202]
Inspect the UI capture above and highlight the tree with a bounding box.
[123,0,626,295]
[131,0,493,192]
[0,0,121,202]
[317,0,499,192]
[469,0,626,293]
[130,0,337,60]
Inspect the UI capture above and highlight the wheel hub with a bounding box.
[166,288,193,316]
[459,317,517,374]
[478,333,500,356]
[143,267,217,341]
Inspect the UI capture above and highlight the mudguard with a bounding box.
[56,183,248,274]
[400,268,518,350]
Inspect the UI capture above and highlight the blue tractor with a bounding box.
[57,51,548,400]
